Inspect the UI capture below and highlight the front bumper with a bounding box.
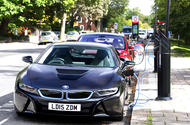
[14,88,125,118]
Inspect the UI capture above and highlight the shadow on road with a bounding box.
[0,93,13,106]
[14,114,116,125]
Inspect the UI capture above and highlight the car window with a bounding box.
[111,47,120,65]
[122,28,132,33]
[139,30,146,33]
[79,35,126,50]
[139,32,145,35]
[41,32,51,36]
[41,32,47,36]
[38,45,115,68]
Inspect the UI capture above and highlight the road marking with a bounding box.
[0,117,9,125]
[184,75,190,78]
[0,101,14,112]
[0,109,14,112]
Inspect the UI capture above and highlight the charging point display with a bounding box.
[132,16,139,40]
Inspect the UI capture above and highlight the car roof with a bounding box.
[81,32,125,37]
[53,42,113,48]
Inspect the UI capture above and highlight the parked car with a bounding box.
[14,42,134,120]
[147,29,154,39]
[138,32,147,39]
[39,31,59,44]
[66,31,80,41]
[122,25,132,38]
[79,33,134,61]
[139,29,148,39]
[53,31,60,38]
[79,30,94,35]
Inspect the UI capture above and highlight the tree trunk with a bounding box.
[95,19,101,32]
[184,36,190,45]
[0,18,9,36]
[60,13,67,41]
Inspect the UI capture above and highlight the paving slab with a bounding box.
[131,56,190,125]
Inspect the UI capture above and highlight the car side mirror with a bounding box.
[22,56,33,63]
[123,60,135,68]
[121,60,135,76]
[120,57,125,62]
[115,50,120,56]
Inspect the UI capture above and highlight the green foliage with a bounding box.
[170,38,190,57]
[0,0,26,19]
[68,0,108,31]
[0,0,76,34]
[104,4,152,32]
[103,0,129,32]
[125,8,153,27]
[73,0,109,20]
[146,115,152,125]
[155,0,190,45]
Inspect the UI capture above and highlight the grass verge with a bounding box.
[170,38,190,57]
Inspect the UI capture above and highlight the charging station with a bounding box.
[132,16,139,40]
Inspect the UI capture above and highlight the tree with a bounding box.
[125,8,153,27]
[0,0,28,35]
[69,0,109,32]
[155,0,190,44]
[0,0,76,39]
[102,0,129,32]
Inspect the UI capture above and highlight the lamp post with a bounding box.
[166,0,171,37]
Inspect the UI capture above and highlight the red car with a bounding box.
[79,33,134,61]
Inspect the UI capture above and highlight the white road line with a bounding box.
[0,117,9,125]
[184,75,190,78]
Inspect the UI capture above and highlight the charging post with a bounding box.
[156,0,172,100]
[132,16,139,40]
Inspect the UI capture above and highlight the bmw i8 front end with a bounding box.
[14,42,132,120]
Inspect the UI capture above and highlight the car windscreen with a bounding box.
[139,30,146,33]
[122,28,132,33]
[79,35,125,50]
[37,45,115,67]
[41,32,50,36]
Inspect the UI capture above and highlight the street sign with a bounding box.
[114,23,118,29]
[132,16,139,23]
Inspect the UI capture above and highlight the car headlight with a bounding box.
[96,87,119,96]
[18,80,38,95]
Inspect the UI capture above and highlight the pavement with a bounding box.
[131,55,190,125]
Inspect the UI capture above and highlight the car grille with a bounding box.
[67,91,93,100]
[38,89,93,100]
[38,89,63,99]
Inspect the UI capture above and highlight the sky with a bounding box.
[128,0,154,15]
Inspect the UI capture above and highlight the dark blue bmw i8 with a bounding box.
[14,42,134,120]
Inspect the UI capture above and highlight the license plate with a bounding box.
[48,103,81,112]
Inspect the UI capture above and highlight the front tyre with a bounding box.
[112,109,124,121]
[14,105,24,116]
